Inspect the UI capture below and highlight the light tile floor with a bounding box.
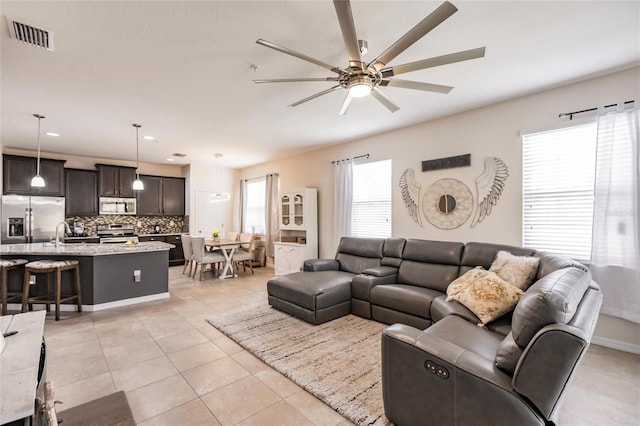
[35,266,639,425]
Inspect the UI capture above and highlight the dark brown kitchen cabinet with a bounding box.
[3,154,65,196]
[136,175,163,216]
[166,234,185,266]
[65,168,98,216]
[162,177,185,216]
[136,175,185,217]
[96,164,136,198]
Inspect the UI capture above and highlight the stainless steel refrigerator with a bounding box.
[1,195,65,244]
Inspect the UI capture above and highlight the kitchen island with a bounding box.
[0,242,173,310]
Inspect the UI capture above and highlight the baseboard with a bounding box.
[591,336,640,355]
[7,292,170,313]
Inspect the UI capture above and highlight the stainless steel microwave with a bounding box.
[99,197,136,215]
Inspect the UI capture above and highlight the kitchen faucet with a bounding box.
[55,221,71,247]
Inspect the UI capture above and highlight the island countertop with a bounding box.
[0,241,174,256]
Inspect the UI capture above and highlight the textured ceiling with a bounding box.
[1,1,639,168]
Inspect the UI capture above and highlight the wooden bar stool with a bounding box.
[0,258,28,315]
[22,260,82,321]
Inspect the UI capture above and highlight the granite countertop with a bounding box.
[64,232,187,240]
[0,241,174,256]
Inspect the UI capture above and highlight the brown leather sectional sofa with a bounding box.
[266,236,602,425]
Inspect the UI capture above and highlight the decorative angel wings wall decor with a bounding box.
[399,168,423,227]
[470,156,509,228]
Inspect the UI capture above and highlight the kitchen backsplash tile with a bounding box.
[66,215,184,236]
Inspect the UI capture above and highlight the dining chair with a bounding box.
[191,237,225,280]
[181,234,194,276]
[226,231,239,242]
[232,233,255,274]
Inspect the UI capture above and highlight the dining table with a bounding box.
[205,239,240,279]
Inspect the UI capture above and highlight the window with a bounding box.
[522,121,597,261]
[351,159,392,238]
[243,177,266,234]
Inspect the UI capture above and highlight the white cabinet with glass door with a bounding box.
[274,187,317,275]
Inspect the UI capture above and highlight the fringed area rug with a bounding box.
[207,305,390,426]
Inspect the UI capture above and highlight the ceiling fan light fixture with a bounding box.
[348,78,372,98]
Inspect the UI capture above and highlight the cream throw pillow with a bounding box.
[489,251,539,290]
[447,267,487,297]
[447,269,523,325]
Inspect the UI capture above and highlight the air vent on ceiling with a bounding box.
[7,17,54,51]
[172,153,187,157]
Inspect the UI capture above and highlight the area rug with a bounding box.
[207,305,390,426]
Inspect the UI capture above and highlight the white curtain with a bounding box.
[334,159,353,248]
[265,173,280,258]
[239,179,247,232]
[590,102,640,324]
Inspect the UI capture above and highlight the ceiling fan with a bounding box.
[254,0,485,116]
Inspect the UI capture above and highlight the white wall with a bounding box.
[186,161,240,235]
[238,65,640,350]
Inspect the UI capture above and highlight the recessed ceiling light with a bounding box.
[143,136,155,141]
[166,158,176,162]
[46,132,60,137]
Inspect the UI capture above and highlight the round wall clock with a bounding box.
[422,178,474,229]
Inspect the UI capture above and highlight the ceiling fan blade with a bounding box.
[256,39,345,75]
[369,1,458,72]
[289,85,343,107]
[338,93,353,116]
[333,0,363,69]
[254,77,339,83]
[381,47,486,78]
[371,88,400,113]
[380,79,453,94]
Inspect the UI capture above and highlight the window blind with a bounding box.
[522,121,597,261]
[352,159,392,238]
[243,177,266,234]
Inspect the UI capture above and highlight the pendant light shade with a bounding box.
[133,123,144,191]
[31,114,46,188]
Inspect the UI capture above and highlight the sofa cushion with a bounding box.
[511,267,592,347]
[430,295,479,323]
[381,238,406,267]
[460,242,536,275]
[371,284,441,319]
[402,239,463,265]
[535,252,588,279]
[489,250,540,290]
[425,315,504,362]
[398,260,460,292]
[337,236,385,258]
[447,271,523,325]
[334,236,384,274]
[446,267,487,297]
[495,331,523,375]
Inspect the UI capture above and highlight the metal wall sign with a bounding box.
[422,154,471,172]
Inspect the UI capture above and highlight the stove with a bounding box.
[96,223,139,244]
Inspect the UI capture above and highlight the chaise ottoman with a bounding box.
[267,271,353,325]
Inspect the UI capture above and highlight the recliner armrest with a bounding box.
[361,266,398,277]
[382,324,541,426]
[303,259,339,272]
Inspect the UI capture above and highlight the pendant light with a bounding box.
[132,123,144,191]
[30,114,46,187]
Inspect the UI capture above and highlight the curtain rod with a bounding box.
[559,100,635,120]
[331,153,369,164]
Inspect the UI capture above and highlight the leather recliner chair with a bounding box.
[381,266,602,425]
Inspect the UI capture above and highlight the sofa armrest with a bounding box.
[303,259,339,272]
[361,266,398,277]
[381,324,542,426]
[351,272,398,300]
